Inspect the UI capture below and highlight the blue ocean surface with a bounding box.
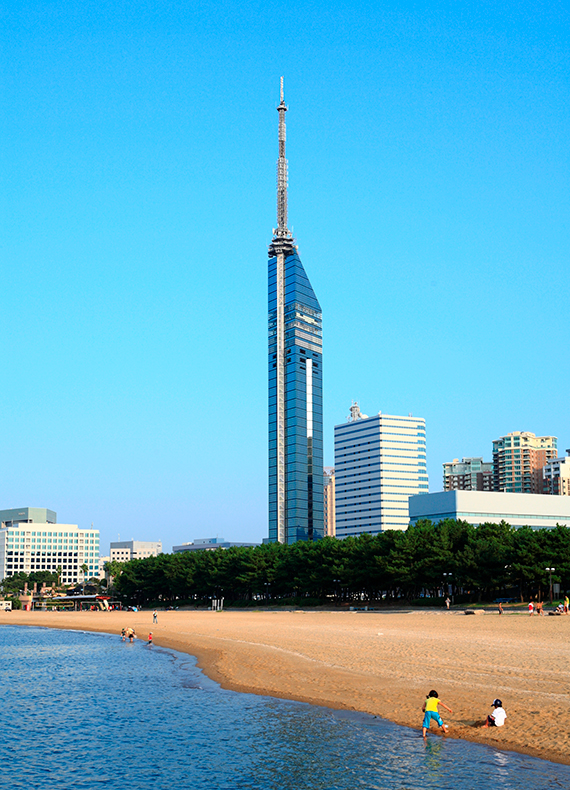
[1,625,569,790]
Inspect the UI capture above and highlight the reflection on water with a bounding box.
[0,624,569,790]
[424,737,444,776]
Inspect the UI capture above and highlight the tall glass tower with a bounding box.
[268,79,324,544]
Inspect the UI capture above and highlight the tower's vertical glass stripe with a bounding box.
[268,251,324,543]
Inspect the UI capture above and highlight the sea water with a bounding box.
[1,625,568,790]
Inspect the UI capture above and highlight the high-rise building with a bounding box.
[492,432,557,493]
[334,403,428,537]
[543,451,570,495]
[0,508,100,584]
[323,467,336,537]
[109,540,162,561]
[268,79,323,544]
[443,458,493,491]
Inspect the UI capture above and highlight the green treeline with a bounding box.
[110,519,570,606]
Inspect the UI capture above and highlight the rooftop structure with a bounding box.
[172,538,260,553]
[409,490,570,529]
[0,507,56,526]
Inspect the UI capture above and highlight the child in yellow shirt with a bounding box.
[422,689,452,737]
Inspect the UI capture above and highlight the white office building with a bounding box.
[409,490,570,528]
[109,540,162,562]
[0,508,100,583]
[334,403,428,537]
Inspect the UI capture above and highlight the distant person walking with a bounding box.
[564,595,569,614]
[528,601,534,616]
[422,690,452,738]
[498,602,504,615]
[445,597,451,610]
[148,632,153,646]
[153,609,158,624]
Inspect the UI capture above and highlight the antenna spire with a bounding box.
[277,77,288,234]
[269,77,295,257]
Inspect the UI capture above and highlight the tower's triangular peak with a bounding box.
[269,77,295,257]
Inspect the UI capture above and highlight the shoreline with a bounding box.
[4,609,570,767]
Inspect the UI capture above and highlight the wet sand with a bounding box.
[5,608,570,765]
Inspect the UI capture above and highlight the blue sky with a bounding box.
[1,1,569,550]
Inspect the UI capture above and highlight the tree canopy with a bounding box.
[104,520,570,606]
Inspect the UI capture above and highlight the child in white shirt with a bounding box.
[484,699,507,727]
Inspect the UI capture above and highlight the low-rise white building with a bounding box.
[109,540,162,562]
[98,555,110,579]
[409,490,570,529]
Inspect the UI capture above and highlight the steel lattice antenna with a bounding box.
[269,78,295,257]
[269,77,295,256]
[276,76,289,235]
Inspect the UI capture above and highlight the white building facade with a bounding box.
[109,540,162,562]
[98,555,110,579]
[334,404,428,537]
[409,490,570,528]
[0,522,100,583]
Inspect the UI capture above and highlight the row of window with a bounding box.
[336,484,427,501]
[335,424,425,440]
[4,530,98,537]
[6,550,98,558]
[336,456,426,468]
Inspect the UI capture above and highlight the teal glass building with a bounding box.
[268,81,324,543]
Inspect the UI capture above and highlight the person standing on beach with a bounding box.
[498,602,504,615]
[528,601,534,616]
[564,595,569,614]
[445,597,451,610]
[153,609,158,624]
[148,632,153,646]
[422,690,452,738]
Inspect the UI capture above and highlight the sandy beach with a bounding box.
[5,608,570,766]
